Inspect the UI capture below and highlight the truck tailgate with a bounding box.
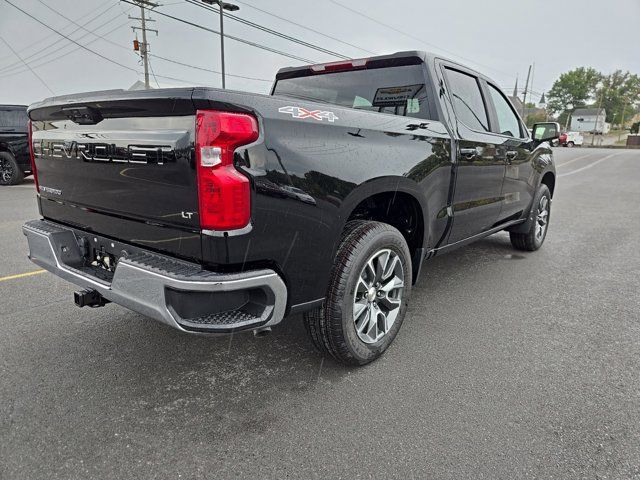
[29,89,201,260]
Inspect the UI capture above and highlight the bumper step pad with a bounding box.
[22,219,287,333]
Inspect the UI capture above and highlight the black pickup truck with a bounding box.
[23,51,558,365]
[0,104,31,185]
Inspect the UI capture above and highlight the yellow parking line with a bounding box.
[0,269,46,282]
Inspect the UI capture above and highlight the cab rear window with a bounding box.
[273,65,432,120]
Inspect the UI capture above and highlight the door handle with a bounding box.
[506,150,518,162]
[460,147,478,159]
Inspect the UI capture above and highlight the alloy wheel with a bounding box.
[0,157,13,184]
[352,248,404,344]
[536,196,549,241]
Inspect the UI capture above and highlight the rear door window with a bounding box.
[443,68,489,132]
[487,84,523,138]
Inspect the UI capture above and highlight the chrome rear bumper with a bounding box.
[22,220,287,333]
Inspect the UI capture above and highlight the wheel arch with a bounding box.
[541,170,555,197]
[339,177,428,283]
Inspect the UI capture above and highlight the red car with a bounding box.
[558,132,568,145]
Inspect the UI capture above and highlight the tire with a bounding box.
[567,141,575,148]
[303,220,412,366]
[510,183,551,251]
[0,152,24,185]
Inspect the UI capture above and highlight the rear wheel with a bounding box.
[510,183,551,251]
[303,220,412,366]
[567,141,575,148]
[0,152,23,185]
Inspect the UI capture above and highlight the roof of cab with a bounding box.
[274,50,489,82]
[275,50,429,80]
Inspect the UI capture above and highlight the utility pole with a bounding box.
[591,87,605,146]
[521,64,532,119]
[618,102,627,142]
[202,0,240,89]
[130,0,158,89]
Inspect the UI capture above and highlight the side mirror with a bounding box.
[532,122,560,143]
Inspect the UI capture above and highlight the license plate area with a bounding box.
[72,234,130,283]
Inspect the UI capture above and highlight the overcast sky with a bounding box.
[0,0,638,106]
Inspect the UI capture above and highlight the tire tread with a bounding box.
[304,220,410,365]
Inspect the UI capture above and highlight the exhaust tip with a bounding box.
[253,326,272,337]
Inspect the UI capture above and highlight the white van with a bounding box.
[563,131,584,147]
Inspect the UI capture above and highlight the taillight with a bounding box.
[28,120,39,192]
[310,58,368,73]
[195,110,258,231]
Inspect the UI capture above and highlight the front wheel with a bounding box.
[510,183,551,251]
[304,221,412,366]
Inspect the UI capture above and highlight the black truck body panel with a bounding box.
[26,51,555,315]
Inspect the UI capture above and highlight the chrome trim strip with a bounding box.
[202,222,253,237]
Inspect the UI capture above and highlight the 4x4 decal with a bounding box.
[278,106,338,123]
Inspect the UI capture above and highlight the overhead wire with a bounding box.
[0,18,134,78]
[0,36,56,94]
[148,53,273,83]
[2,0,139,74]
[2,0,534,96]
[232,0,376,56]
[0,1,119,64]
[119,0,317,64]
[183,0,350,60]
[0,2,124,74]
[327,0,515,82]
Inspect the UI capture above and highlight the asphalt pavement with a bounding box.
[1,148,639,479]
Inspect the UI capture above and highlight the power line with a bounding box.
[33,0,130,52]
[147,55,162,88]
[0,2,123,75]
[1,0,233,90]
[0,36,55,95]
[0,2,270,87]
[233,0,376,56]
[0,1,120,65]
[119,0,317,64]
[151,73,205,85]
[183,0,350,60]
[0,18,133,78]
[328,0,515,81]
[2,0,138,73]
[149,53,272,83]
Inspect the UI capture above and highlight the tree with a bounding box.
[525,112,546,128]
[547,67,602,116]
[595,71,640,123]
[557,110,571,129]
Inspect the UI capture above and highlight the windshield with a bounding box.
[273,65,432,120]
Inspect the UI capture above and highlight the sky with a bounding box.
[0,0,638,106]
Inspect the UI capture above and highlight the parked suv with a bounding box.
[0,104,31,185]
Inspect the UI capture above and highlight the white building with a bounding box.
[571,108,608,134]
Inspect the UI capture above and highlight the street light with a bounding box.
[201,0,239,89]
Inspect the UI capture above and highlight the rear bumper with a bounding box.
[22,219,288,334]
